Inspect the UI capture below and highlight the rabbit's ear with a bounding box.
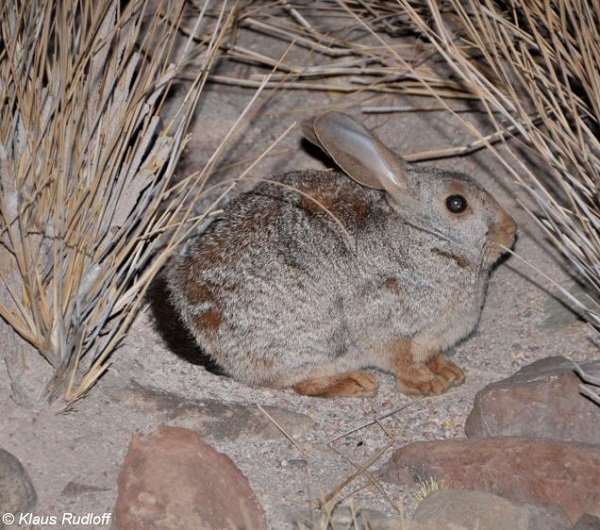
[302,112,413,207]
[300,115,321,147]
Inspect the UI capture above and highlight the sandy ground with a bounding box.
[1,21,599,530]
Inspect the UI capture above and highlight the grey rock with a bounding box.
[0,448,36,519]
[413,489,566,530]
[111,381,315,441]
[465,356,600,444]
[542,283,587,329]
[114,426,267,530]
[572,513,600,530]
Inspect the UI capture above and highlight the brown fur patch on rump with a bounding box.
[384,277,400,293]
[192,307,222,332]
[187,283,222,332]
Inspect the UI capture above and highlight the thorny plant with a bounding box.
[0,0,236,405]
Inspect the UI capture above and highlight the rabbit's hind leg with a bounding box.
[426,355,464,387]
[395,355,464,395]
[292,371,378,398]
[382,339,465,395]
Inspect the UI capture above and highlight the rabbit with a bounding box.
[166,111,517,398]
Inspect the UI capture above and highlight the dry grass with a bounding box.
[575,362,600,405]
[0,0,235,405]
[414,476,448,504]
[191,1,474,101]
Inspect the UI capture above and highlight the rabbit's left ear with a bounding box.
[301,112,415,210]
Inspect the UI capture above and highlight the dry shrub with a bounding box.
[0,0,232,405]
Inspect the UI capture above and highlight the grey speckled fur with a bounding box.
[166,112,516,395]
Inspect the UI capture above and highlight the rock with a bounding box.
[379,436,600,524]
[412,489,566,530]
[465,356,600,444]
[114,426,266,530]
[110,381,314,442]
[542,283,588,330]
[0,448,36,517]
[572,513,600,529]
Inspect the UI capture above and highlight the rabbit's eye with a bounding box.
[446,194,468,214]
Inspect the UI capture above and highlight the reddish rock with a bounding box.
[380,436,600,524]
[114,426,266,530]
[465,356,600,443]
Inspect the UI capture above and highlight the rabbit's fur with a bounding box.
[167,112,517,397]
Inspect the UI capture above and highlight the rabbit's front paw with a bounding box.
[396,356,465,396]
[293,371,379,398]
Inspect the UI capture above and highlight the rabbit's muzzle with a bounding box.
[489,210,518,248]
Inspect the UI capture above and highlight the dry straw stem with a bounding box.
[414,476,448,503]
[393,0,600,327]
[0,0,235,405]
[183,1,476,100]
[574,362,600,406]
[326,443,402,515]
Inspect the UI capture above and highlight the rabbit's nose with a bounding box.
[490,211,518,247]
